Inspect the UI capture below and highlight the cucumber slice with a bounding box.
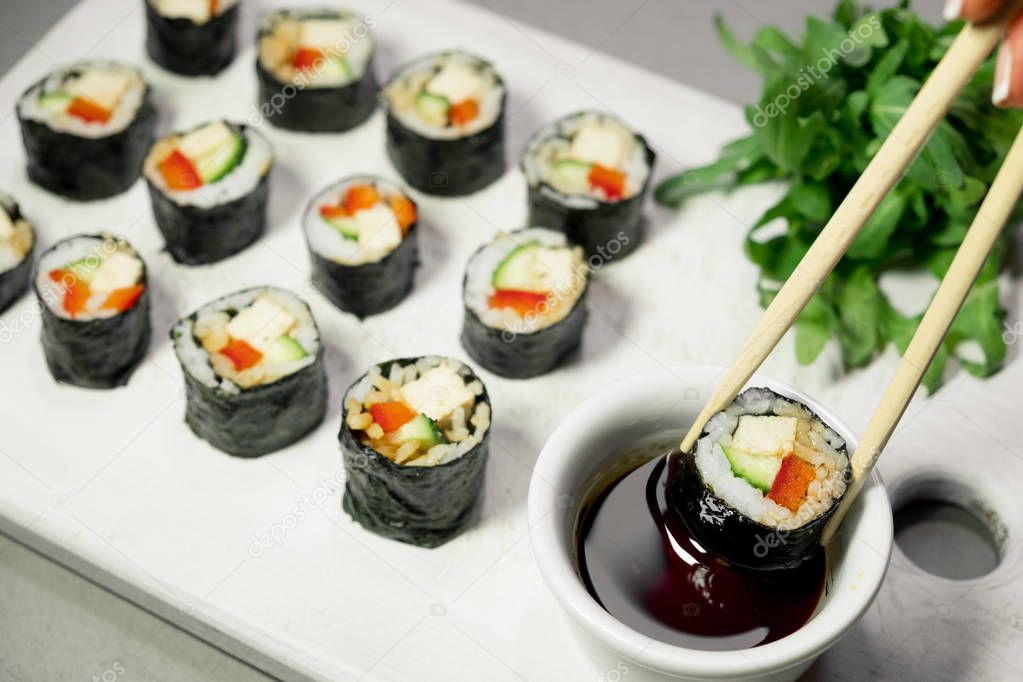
[415,92,450,127]
[195,132,246,184]
[721,445,782,493]
[548,159,592,195]
[64,257,100,283]
[320,55,352,81]
[394,413,446,449]
[492,242,541,290]
[262,335,308,364]
[324,215,359,240]
[39,91,72,116]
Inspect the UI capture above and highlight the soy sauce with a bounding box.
[576,455,826,650]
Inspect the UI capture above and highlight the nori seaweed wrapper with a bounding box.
[340,358,491,547]
[523,117,655,262]
[35,236,151,389]
[0,256,33,314]
[18,73,157,201]
[171,287,327,458]
[145,1,238,76]
[254,9,378,134]
[0,199,34,314]
[384,106,506,197]
[460,240,589,378]
[665,389,850,571]
[145,125,272,265]
[307,226,418,319]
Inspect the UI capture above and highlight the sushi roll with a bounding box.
[522,111,655,261]
[145,0,239,76]
[255,8,377,133]
[382,52,506,196]
[303,176,418,317]
[668,388,851,570]
[340,356,492,547]
[0,195,35,314]
[143,120,274,264]
[17,62,156,200]
[461,228,588,378]
[171,287,327,457]
[34,235,150,388]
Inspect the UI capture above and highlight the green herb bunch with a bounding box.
[656,0,1022,391]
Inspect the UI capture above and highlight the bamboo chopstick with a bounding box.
[820,126,1023,543]
[678,17,1008,455]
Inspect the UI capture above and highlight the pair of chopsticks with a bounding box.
[678,9,1023,544]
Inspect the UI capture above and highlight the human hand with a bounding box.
[945,0,1023,106]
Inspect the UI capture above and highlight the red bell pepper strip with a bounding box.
[388,195,416,235]
[370,401,418,433]
[319,203,349,219]
[449,98,479,126]
[588,163,626,200]
[344,185,380,213]
[67,97,111,124]
[100,285,144,313]
[767,454,817,512]
[158,150,202,190]
[221,339,263,370]
[292,47,322,71]
[489,289,548,317]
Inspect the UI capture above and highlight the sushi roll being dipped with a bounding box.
[462,228,588,378]
[255,8,377,133]
[341,356,491,547]
[144,120,274,264]
[382,52,505,196]
[35,235,150,388]
[668,388,851,570]
[17,62,156,200]
[145,0,239,76]
[304,176,418,317]
[0,195,35,314]
[171,287,327,457]
[522,111,655,261]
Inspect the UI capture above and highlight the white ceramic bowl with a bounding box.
[527,366,893,681]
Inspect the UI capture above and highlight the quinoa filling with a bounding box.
[0,199,33,273]
[345,357,490,467]
[259,10,373,88]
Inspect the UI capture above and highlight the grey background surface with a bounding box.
[0,1,957,681]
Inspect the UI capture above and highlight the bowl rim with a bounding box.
[527,365,893,678]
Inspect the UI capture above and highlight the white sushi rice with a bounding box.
[345,356,490,466]
[35,235,143,321]
[17,61,146,138]
[258,9,374,87]
[0,195,33,273]
[303,176,409,266]
[464,227,586,332]
[142,124,274,208]
[522,111,650,206]
[693,388,849,530]
[383,52,504,139]
[173,287,319,395]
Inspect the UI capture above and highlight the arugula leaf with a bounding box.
[654,0,1023,390]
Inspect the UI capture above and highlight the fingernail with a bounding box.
[943,0,963,21]
[993,41,1012,105]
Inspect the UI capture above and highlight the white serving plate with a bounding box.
[1,1,1021,680]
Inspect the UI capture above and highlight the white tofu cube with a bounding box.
[400,366,474,422]
[154,0,211,22]
[68,69,132,112]
[732,415,798,457]
[355,203,402,253]
[426,61,483,103]
[570,123,629,169]
[89,251,142,292]
[300,19,352,50]
[226,297,297,351]
[178,121,234,162]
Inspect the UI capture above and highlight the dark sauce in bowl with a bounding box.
[576,455,826,650]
